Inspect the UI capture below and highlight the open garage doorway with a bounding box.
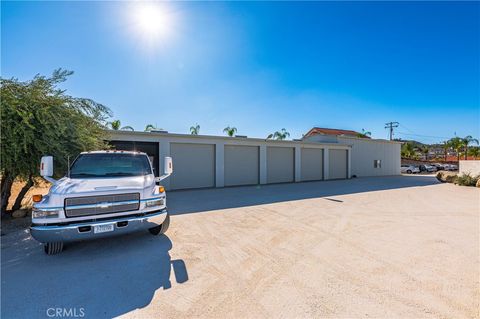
[107,140,160,176]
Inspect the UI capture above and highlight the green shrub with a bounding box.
[454,173,480,187]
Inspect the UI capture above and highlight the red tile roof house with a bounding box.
[303,127,371,140]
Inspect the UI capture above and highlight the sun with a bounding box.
[131,3,173,42]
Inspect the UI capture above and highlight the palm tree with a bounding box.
[442,140,450,162]
[273,128,290,140]
[190,124,200,135]
[419,145,429,161]
[448,137,463,162]
[401,142,415,158]
[468,147,480,160]
[357,128,372,138]
[144,124,158,132]
[109,120,121,130]
[108,120,133,131]
[223,126,237,137]
[462,135,479,160]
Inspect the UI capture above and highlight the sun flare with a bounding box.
[131,3,173,42]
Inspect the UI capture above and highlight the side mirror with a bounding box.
[40,156,53,177]
[164,157,173,175]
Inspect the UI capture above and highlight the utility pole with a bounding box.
[385,121,399,140]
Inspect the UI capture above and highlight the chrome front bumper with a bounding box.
[30,209,168,243]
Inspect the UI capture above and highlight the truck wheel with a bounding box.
[407,170,412,174]
[149,214,170,235]
[44,242,64,255]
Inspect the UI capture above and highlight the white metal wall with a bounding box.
[169,143,216,189]
[459,160,480,176]
[224,145,259,186]
[337,136,401,177]
[328,149,348,179]
[301,148,323,181]
[106,131,365,190]
[267,147,295,183]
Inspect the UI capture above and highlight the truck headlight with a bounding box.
[32,208,61,219]
[145,198,164,207]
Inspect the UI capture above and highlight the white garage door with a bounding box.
[267,147,294,184]
[329,149,348,179]
[170,143,215,190]
[301,148,323,181]
[224,145,259,186]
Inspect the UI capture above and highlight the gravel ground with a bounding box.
[1,175,479,318]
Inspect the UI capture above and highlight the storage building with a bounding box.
[107,127,401,190]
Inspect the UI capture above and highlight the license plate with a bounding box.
[94,224,114,234]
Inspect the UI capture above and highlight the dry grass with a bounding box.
[7,178,50,211]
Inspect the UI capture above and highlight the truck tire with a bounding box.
[407,170,412,174]
[149,214,170,235]
[44,242,64,255]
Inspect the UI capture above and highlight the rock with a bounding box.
[445,174,457,183]
[12,209,27,218]
[436,172,444,182]
[476,178,480,188]
[437,171,457,183]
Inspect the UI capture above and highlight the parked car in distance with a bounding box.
[432,163,444,171]
[419,164,437,173]
[444,164,458,171]
[401,164,420,174]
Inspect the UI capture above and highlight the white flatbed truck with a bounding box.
[30,150,173,254]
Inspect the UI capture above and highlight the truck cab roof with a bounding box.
[80,150,147,155]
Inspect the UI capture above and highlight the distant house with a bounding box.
[303,127,370,139]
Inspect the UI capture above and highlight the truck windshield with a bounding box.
[70,153,152,178]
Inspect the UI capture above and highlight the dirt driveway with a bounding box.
[1,176,479,318]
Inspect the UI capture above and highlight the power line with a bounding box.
[384,121,399,141]
[398,123,416,134]
[397,132,451,140]
[397,123,453,141]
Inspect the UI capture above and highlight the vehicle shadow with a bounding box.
[168,175,440,215]
[1,232,188,318]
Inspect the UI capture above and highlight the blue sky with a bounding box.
[2,1,479,143]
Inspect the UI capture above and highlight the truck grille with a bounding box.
[64,193,140,218]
